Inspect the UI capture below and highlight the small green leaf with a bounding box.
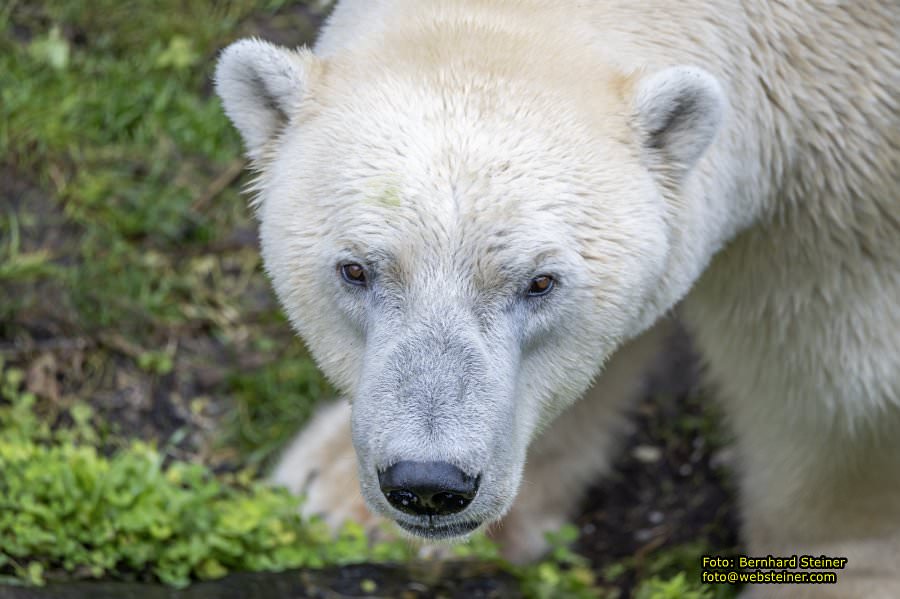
[28,27,70,71]
[26,561,44,586]
[155,36,198,70]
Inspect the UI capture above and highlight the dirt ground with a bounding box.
[574,328,740,594]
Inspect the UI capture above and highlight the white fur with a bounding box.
[214,39,318,161]
[633,66,725,178]
[216,1,900,595]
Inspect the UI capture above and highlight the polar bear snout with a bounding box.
[378,461,480,517]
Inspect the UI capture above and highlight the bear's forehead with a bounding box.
[264,56,640,289]
[325,181,573,274]
[295,142,584,259]
[295,88,618,213]
[286,52,635,220]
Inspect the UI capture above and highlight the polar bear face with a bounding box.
[216,39,723,538]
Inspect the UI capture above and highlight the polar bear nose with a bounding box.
[378,461,479,516]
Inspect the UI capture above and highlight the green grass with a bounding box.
[2,1,248,335]
[1,0,328,466]
[225,345,334,467]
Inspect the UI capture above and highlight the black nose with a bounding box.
[378,461,479,517]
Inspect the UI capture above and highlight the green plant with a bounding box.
[0,211,62,283]
[601,541,740,599]
[511,525,599,599]
[0,362,605,596]
[0,368,417,587]
[635,572,713,599]
[225,349,334,468]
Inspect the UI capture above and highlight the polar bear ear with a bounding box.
[632,66,725,179]
[215,38,320,161]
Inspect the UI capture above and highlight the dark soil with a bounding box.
[0,562,519,599]
[575,328,741,595]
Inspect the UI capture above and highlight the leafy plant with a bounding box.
[511,525,599,599]
[0,365,416,587]
[603,541,740,599]
[0,363,604,596]
[635,572,713,599]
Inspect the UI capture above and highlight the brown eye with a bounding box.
[527,275,555,297]
[340,263,367,286]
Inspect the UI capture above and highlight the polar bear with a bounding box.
[215,1,899,596]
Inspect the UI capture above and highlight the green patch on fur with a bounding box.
[363,176,404,208]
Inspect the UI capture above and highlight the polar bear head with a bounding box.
[216,35,723,539]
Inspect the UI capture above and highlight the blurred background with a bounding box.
[0,2,739,597]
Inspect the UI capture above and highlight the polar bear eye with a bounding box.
[526,275,555,297]
[340,263,367,286]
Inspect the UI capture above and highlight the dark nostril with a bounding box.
[378,461,479,517]
[384,489,420,512]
